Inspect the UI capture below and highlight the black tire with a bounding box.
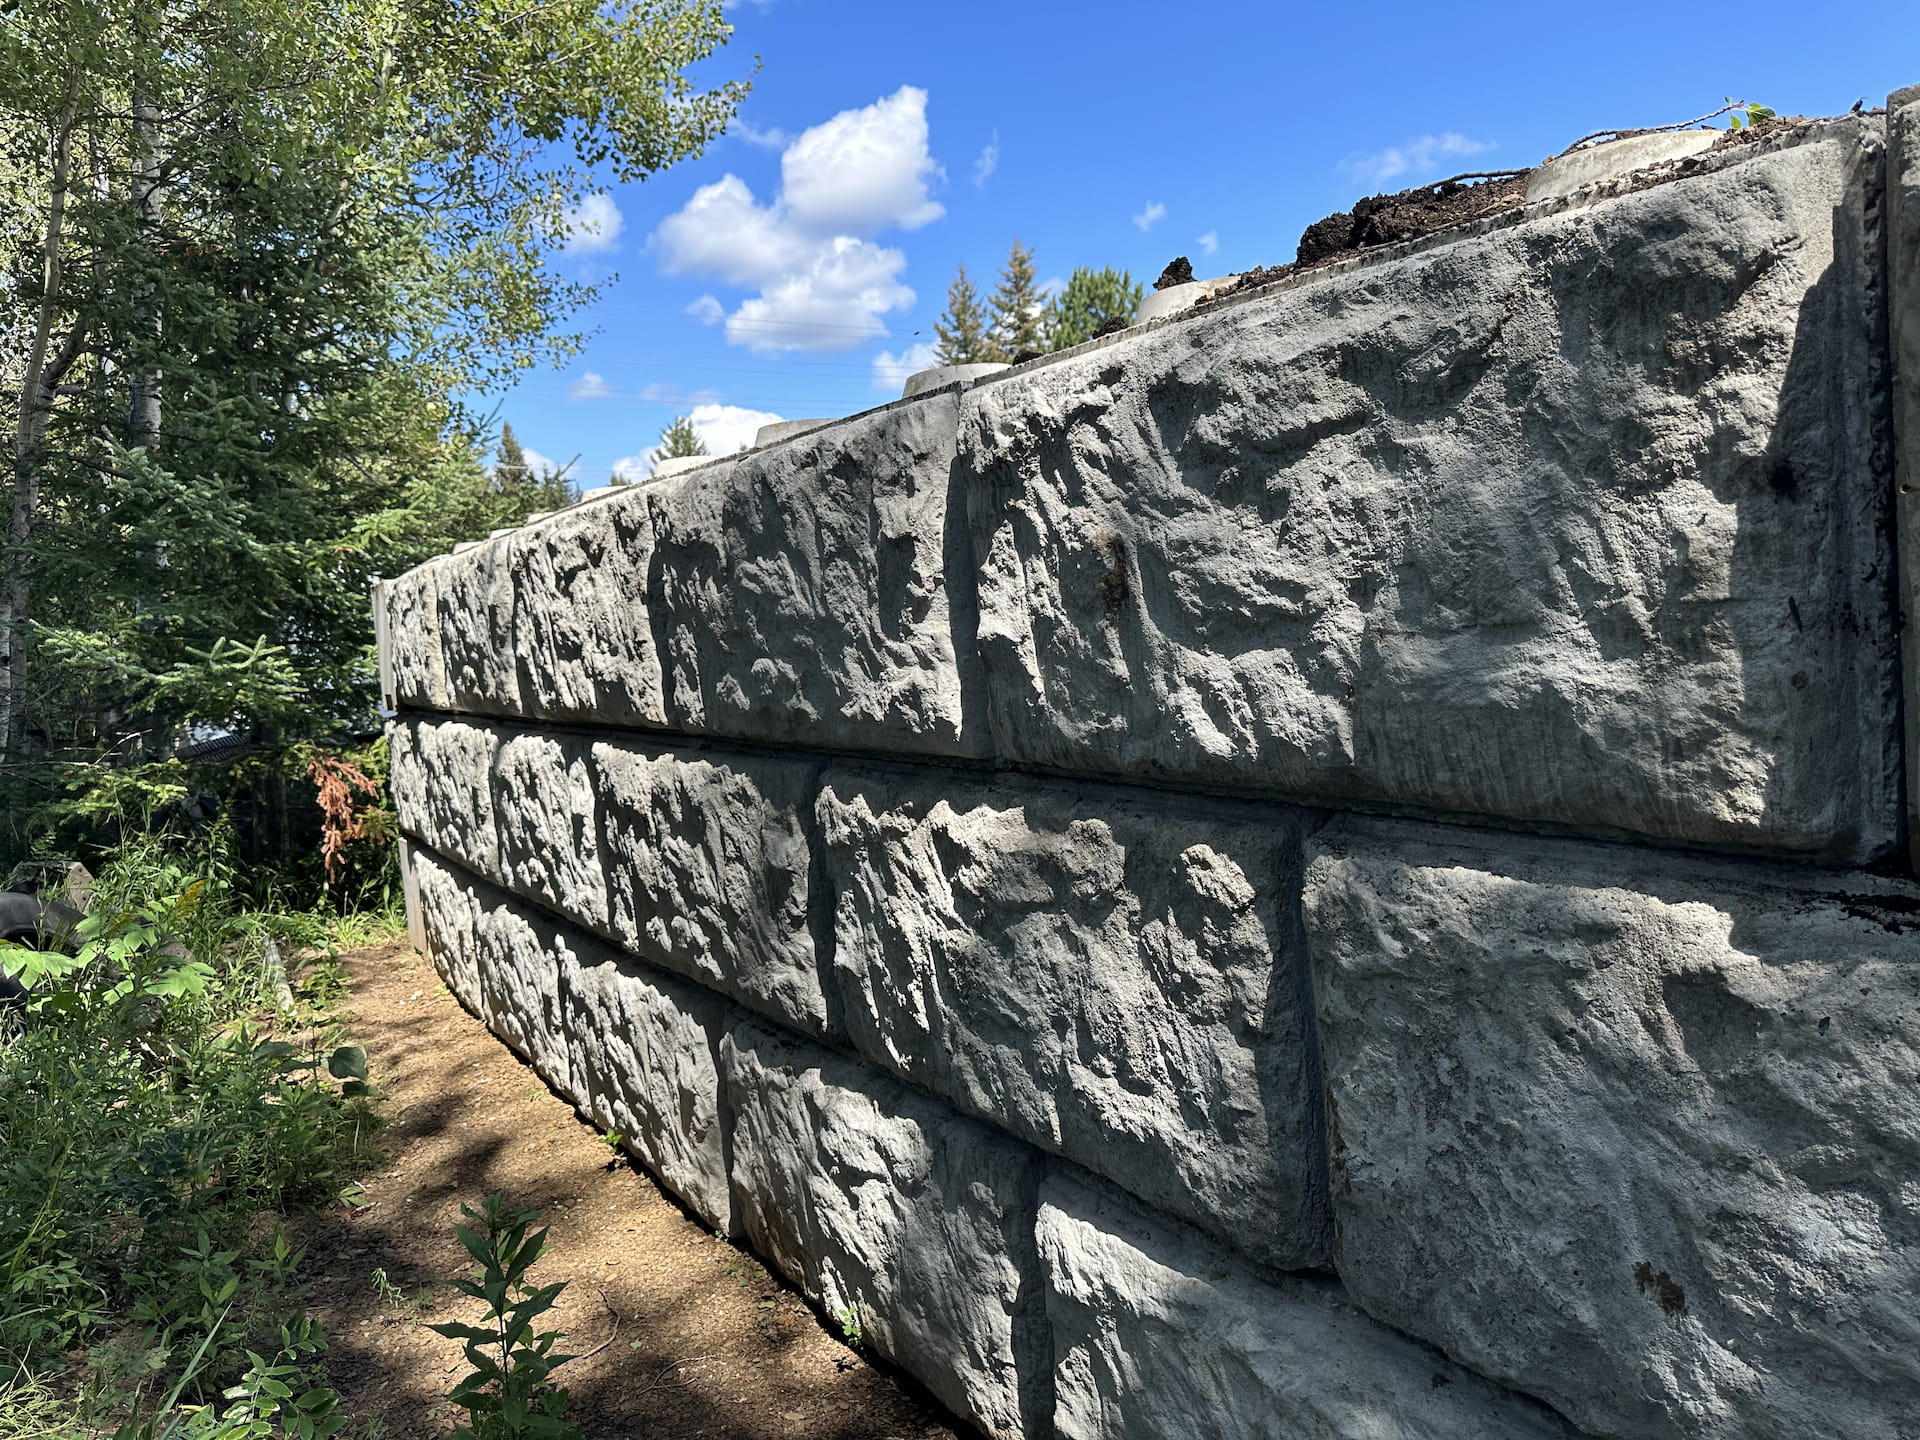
[0,891,83,1012]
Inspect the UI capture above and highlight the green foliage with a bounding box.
[933,263,994,365]
[428,1194,582,1440]
[647,415,708,471]
[1726,99,1776,130]
[834,1303,862,1350]
[1044,267,1143,351]
[987,240,1046,360]
[0,0,745,888]
[0,839,379,1400]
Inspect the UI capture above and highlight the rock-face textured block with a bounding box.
[381,564,447,711]
[1037,1170,1580,1440]
[594,740,829,1038]
[410,844,482,1005]
[436,533,521,716]
[723,1018,1050,1440]
[491,730,608,933]
[471,888,572,1095]
[818,768,1329,1270]
[1304,817,1920,1440]
[965,121,1898,861]
[511,488,668,729]
[389,717,502,878]
[649,393,988,756]
[563,936,735,1234]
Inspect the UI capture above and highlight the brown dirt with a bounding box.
[297,940,964,1440]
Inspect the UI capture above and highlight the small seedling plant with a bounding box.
[429,1193,584,1440]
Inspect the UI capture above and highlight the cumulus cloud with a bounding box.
[686,295,725,325]
[612,403,785,479]
[653,86,943,355]
[1342,132,1493,188]
[1196,230,1219,257]
[566,372,613,402]
[871,341,938,393]
[1132,200,1167,232]
[518,445,565,480]
[973,131,999,188]
[562,192,625,254]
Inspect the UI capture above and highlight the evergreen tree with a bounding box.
[1044,267,1145,351]
[988,240,1046,359]
[492,424,572,510]
[933,264,993,365]
[648,415,707,471]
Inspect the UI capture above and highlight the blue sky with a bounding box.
[488,0,1920,487]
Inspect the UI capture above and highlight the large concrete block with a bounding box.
[723,1017,1049,1440]
[965,121,1898,862]
[1038,1169,1580,1440]
[1303,817,1920,1439]
[388,716,502,879]
[436,532,521,716]
[511,488,668,729]
[409,844,482,1007]
[381,563,448,711]
[593,739,830,1038]
[561,934,734,1234]
[471,885,572,1095]
[491,729,608,933]
[648,394,989,756]
[818,767,1330,1270]
[1890,87,1920,866]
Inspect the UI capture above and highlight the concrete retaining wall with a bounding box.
[379,107,1920,1440]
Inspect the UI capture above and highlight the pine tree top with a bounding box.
[988,240,1046,360]
[933,263,993,366]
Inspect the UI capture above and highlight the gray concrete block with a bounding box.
[964,122,1898,862]
[1524,130,1718,202]
[436,532,522,716]
[1038,1169,1581,1440]
[649,393,988,757]
[592,739,830,1038]
[510,487,668,729]
[1889,87,1920,869]
[408,844,481,1007]
[389,716,501,879]
[491,729,608,933]
[561,934,735,1234]
[381,563,448,711]
[723,1017,1049,1440]
[818,767,1330,1271]
[471,885,572,1095]
[1303,817,1920,1439]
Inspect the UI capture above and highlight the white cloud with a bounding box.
[1038,275,1064,301]
[566,371,613,402]
[615,403,785,478]
[639,381,723,407]
[689,402,783,455]
[973,131,999,188]
[781,86,944,234]
[731,117,790,150]
[1132,201,1167,232]
[1196,230,1219,257]
[1342,132,1493,188]
[653,86,944,355]
[871,341,939,393]
[519,445,564,479]
[562,192,625,255]
[686,295,725,325]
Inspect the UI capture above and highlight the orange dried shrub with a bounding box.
[307,753,384,883]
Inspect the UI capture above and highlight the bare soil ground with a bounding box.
[297,941,963,1440]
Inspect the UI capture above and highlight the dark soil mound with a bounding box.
[1153,256,1196,290]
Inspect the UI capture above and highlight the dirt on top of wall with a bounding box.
[1203,113,1824,307]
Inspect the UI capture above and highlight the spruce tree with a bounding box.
[1044,267,1145,351]
[648,415,708,470]
[933,264,993,365]
[988,240,1046,360]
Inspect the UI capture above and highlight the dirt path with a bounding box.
[299,940,963,1440]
